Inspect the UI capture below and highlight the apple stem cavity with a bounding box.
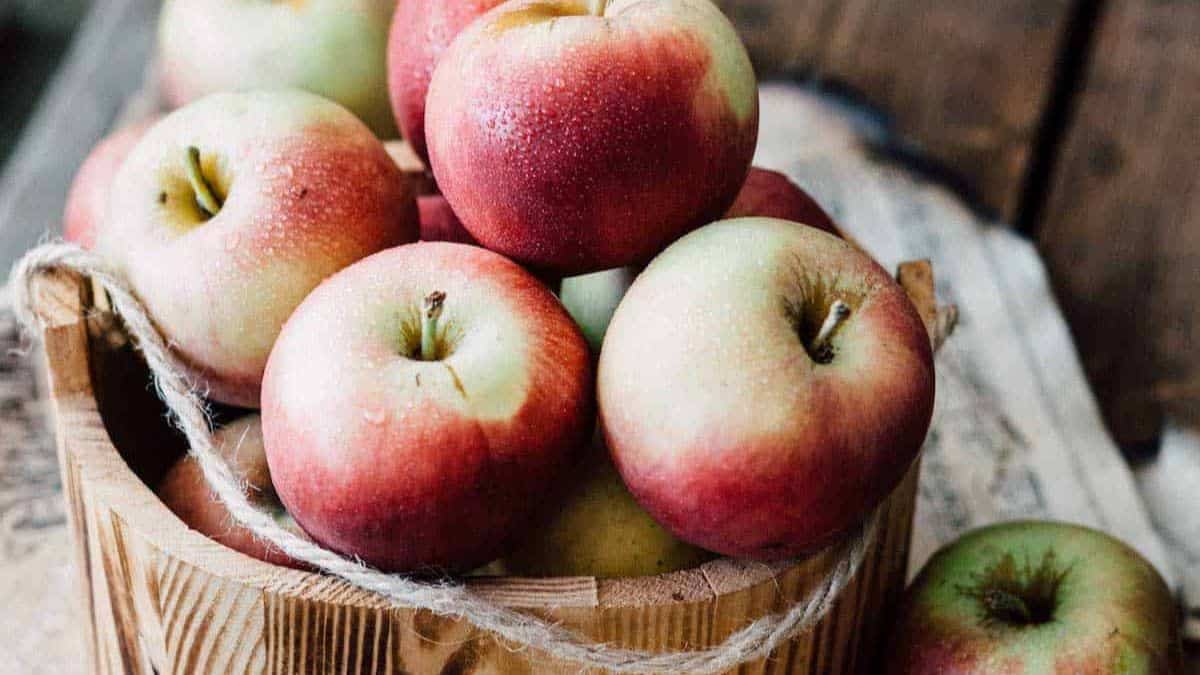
[811,300,851,363]
[981,588,1033,625]
[586,0,609,16]
[420,291,447,361]
[184,146,223,218]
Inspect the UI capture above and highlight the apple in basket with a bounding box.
[261,243,594,573]
[158,0,399,137]
[560,167,840,353]
[505,432,713,578]
[726,167,839,234]
[425,0,759,274]
[598,218,934,559]
[885,521,1183,674]
[94,90,417,407]
[63,116,161,249]
[158,415,308,570]
[387,0,507,162]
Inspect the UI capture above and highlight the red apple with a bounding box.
[261,242,594,573]
[63,116,161,249]
[419,194,478,245]
[726,167,838,235]
[598,218,934,559]
[425,0,759,274]
[158,0,399,137]
[886,521,1183,674]
[387,0,506,162]
[95,90,418,408]
[158,415,308,570]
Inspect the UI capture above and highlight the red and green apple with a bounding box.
[95,90,417,407]
[598,217,934,559]
[261,242,594,573]
[159,0,398,137]
[886,521,1183,674]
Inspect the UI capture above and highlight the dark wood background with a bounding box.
[716,0,1199,450]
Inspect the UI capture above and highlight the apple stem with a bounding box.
[811,300,851,362]
[421,291,446,361]
[586,0,609,16]
[184,146,223,218]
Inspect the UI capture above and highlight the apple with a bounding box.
[261,242,595,573]
[425,0,759,274]
[505,432,713,578]
[95,90,418,408]
[63,116,162,249]
[387,0,506,162]
[598,218,934,559]
[886,521,1183,674]
[158,415,308,570]
[158,0,398,137]
[419,194,478,245]
[559,266,639,354]
[727,167,838,235]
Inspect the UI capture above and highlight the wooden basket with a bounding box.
[32,260,941,675]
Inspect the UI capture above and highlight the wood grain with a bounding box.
[35,263,945,674]
[1036,0,1200,444]
[716,0,1075,219]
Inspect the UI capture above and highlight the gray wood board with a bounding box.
[0,0,157,271]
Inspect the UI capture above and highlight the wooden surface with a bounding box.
[1036,0,1200,445]
[32,262,942,674]
[715,0,1076,220]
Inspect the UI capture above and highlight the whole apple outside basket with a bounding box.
[28,248,949,675]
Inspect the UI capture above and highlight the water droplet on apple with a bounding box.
[225,233,240,251]
[362,407,386,425]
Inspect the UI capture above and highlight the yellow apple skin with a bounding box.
[505,436,714,579]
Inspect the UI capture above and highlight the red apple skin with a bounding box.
[157,415,309,570]
[726,168,838,235]
[261,242,594,573]
[419,194,478,245]
[886,521,1182,674]
[63,116,161,249]
[387,0,505,162]
[426,0,759,275]
[96,90,418,408]
[598,218,934,559]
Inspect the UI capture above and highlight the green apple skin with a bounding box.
[504,433,713,578]
[157,415,309,570]
[598,218,934,560]
[559,267,640,354]
[97,90,417,408]
[886,521,1183,674]
[159,0,398,137]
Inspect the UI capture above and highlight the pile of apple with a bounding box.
[65,0,935,579]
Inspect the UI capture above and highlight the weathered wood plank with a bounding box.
[0,0,157,271]
[716,0,1075,219]
[1036,0,1200,445]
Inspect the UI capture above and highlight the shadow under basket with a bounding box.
[32,261,943,675]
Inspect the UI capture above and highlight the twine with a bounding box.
[7,241,881,674]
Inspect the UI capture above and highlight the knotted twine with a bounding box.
[7,241,882,674]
